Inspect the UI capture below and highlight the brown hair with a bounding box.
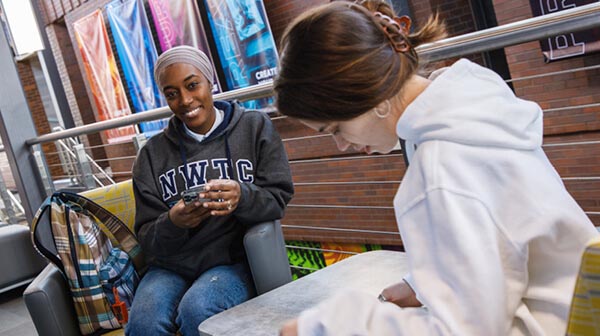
[274,0,446,122]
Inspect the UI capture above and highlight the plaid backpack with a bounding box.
[31,191,146,335]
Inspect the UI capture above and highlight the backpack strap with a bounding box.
[57,192,134,242]
[56,191,145,272]
[31,195,65,274]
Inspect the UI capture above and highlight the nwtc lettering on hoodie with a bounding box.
[159,158,254,201]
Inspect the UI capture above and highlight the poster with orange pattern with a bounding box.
[322,242,374,266]
[73,10,136,143]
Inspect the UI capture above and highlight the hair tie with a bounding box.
[373,12,411,53]
[346,3,412,53]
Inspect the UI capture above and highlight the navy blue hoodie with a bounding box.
[132,101,294,279]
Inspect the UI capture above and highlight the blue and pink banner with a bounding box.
[105,0,168,135]
[202,0,278,110]
[148,0,221,94]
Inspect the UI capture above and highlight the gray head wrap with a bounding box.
[154,45,214,88]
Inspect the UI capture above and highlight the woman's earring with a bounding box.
[374,100,391,119]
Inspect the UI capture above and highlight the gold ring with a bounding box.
[227,200,232,210]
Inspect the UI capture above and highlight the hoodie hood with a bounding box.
[397,59,543,151]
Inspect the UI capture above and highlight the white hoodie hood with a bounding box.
[397,59,543,152]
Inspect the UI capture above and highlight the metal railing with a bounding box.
[46,127,116,188]
[25,82,276,146]
[417,2,600,62]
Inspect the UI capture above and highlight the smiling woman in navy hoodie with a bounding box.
[275,1,598,335]
[126,45,293,336]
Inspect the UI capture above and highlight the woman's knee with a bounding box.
[126,267,187,335]
[195,264,255,304]
[176,296,221,336]
[177,292,221,325]
[126,289,181,335]
[176,265,254,331]
[126,305,175,335]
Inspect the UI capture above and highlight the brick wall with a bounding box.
[410,0,475,35]
[493,0,600,135]
[45,23,83,128]
[410,0,483,66]
[492,0,600,225]
[264,0,479,50]
[38,0,86,24]
[263,0,327,46]
[16,60,63,180]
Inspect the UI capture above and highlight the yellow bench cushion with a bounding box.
[567,236,600,335]
[80,180,136,231]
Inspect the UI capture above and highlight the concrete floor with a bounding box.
[0,286,37,336]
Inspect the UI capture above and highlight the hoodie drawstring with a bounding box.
[224,135,235,180]
[178,135,191,184]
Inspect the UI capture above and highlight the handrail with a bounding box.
[7,189,25,214]
[26,82,274,145]
[417,2,600,62]
[25,2,600,146]
[54,135,116,185]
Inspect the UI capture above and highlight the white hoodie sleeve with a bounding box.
[297,188,521,335]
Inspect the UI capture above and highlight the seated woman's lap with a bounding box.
[126,263,254,336]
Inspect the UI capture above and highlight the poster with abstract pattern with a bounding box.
[147,0,221,94]
[202,0,277,109]
[105,0,168,136]
[286,241,386,280]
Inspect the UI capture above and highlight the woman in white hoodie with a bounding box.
[274,1,599,335]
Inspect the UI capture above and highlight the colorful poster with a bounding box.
[148,0,221,94]
[105,0,168,136]
[286,241,327,280]
[203,0,278,109]
[73,10,136,144]
[286,241,385,279]
[529,0,600,62]
[321,242,381,266]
